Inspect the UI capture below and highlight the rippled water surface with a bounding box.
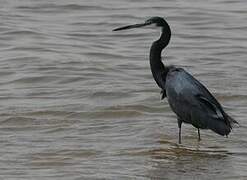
[0,0,247,179]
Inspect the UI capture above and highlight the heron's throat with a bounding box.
[150,29,170,68]
[150,27,170,64]
[149,27,171,89]
[149,44,166,89]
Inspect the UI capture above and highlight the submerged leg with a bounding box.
[178,119,182,144]
[197,128,201,141]
[179,127,181,144]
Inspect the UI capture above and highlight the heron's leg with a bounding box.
[197,128,201,141]
[179,127,182,144]
[177,118,182,144]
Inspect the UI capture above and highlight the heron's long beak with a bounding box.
[113,22,151,31]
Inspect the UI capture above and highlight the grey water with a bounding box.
[0,0,247,179]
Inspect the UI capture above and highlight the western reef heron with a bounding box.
[113,16,238,144]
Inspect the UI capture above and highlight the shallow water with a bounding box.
[0,0,247,179]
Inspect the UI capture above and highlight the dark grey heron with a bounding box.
[113,17,238,144]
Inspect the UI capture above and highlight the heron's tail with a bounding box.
[207,113,238,137]
[225,113,239,128]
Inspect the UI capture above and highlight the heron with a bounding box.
[113,16,238,144]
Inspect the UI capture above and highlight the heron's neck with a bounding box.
[149,27,171,89]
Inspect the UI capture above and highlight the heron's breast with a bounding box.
[166,69,187,94]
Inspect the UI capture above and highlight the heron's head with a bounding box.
[113,16,169,31]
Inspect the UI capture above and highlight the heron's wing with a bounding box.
[166,68,237,129]
[182,70,228,121]
[195,94,225,120]
[166,68,238,135]
[195,93,238,125]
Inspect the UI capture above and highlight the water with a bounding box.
[0,0,246,179]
